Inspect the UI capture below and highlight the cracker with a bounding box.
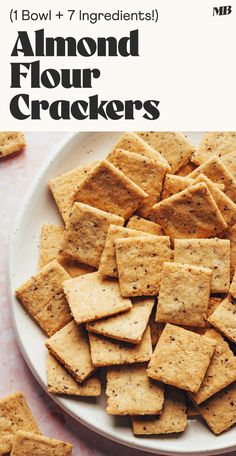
[174,238,230,293]
[230,268,236,298]
[39,224,94,277]
[208,296,236,344]
[156,262,212,327]
[47,354,101,396]
[99,225,149,277]
[192,174,236,228]
[127,216,164,235]
[132,386,187,435]
[73,160,148,220]
[46,321,95,382]
[15,260,72,336]
[0,132,26,158]
[191,132,236,166]
[188,157,236,203]
[137,132,196,173]
[113,132,169,167]
[88,326,152,367]
[207,296,222,319]
[61,202,124,268]
[222,150,236,180]
[152,182,227,239]
[106,364,164,415]
[190,329,236,404]
[196,382,236,434]
[161,175,194,199]
[0,393,40,454]
[223,224,236,278]
[11,431,73,456]
[107,149,167,216]
[63,272,132,324]
[115,235,171,296]
[87,297,154,344]
[147,324,217,393]
[49,162,97,224]
[176,160,197,176]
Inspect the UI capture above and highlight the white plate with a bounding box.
[7,132,236,456]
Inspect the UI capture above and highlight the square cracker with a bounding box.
[208,296,236,344]
[61,202,124,268]
[156,262,212,327]
[113,132,169,167]
[147,323,217,393]
[106,363,164,415]
[191,132,236,166]
[88,326,152,367]
[132,386,187,435]
[222,150,236,180]
[73,160,148,220]
[46,320,95,382]
[137,131,196,173]
[174,238,230,293]
[87,297,154,344]
[196,382,236,435]
[127,216,164,235]
[0,392,40,454]
[152,182,227,239]
[99,225,149,277]
[115,235,171,296]
[63,272,132,324]
[161,175,194,199]
[11,431,73,456]
[188,157,236,203]
[0,132,26,158]
[47,354,101,396]
[190,329,236,404]
[39,224,95,277]
[107,148,167,216]
[15,260,72,336]
[49,162,97,224]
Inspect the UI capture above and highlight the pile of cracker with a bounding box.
[0,392,73,455]
[16,132,236,437]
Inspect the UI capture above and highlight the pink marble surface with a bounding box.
[0,132,235,456]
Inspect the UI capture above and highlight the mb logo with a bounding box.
[213,5,232,15]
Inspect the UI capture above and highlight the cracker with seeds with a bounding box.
[176,160,197,176]
[174,238,230,293]
[191,132,236,166]
[188,157,236,203]
[0,132,26,158]
[207,296,222,319]
[156,262,212,327]
[127,216,164,235]
[106,364,164,415]
[49,162,97,224]
[47,354,101,396]
[11,431,73,456]
[63,272,132,324]
[46,321,95,382]
[39,224,94,277]
[190,329,236,404]
[107,149,167,216]
[208,296,236,344]
[147,324,217,393]
[161,175,194,199]
[15,260,72,336]
[222,150,236,180]
[61,202,124,268]
[73,161,148,220]
[137,132,196,173]
[196,382,236,435]
[99,225,149,277]
[88,326,152,367]
[152,182,227,239]
[113,132,169,166]
[115,235,171,296]
[0,393,40,454]
[224,224,236,278]
[87,297,154,344]
[132,386,187,435]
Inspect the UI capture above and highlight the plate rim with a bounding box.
[6,131,236,456]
